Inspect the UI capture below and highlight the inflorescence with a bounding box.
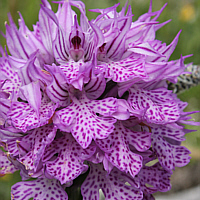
[0,0,199,199]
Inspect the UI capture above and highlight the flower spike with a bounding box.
[0,0,198,199]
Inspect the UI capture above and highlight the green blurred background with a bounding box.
[0,0,199,199]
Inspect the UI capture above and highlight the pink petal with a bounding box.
[11,178,68,200]
[53,93,117,148]
[81,163,143,200]
[44,133,95,184]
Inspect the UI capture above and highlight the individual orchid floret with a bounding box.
[136,162,172,194]
[81,163,143,200]
[11,178,68,200]
[40,0,103,64]
[151,128,191,171]
[53,92,117,148]
[127,87,180,124]
[97,55,147,83]
[18,124,57,171]
[43,132,96,184]
[7,87,57,132]
[95,121,151,178]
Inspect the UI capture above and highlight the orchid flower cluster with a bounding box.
[0,0,199,199]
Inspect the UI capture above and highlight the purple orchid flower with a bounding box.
[0,0,199,200]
